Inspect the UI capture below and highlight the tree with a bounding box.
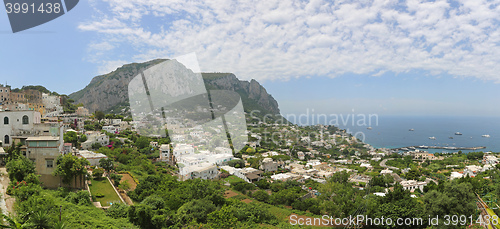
[63,131,78,144]
[106,203,129,219]
[119,180,131,192]
[99,158,114,172]
[207,205,237,229]
[94,111,105,123]
[109,173,122,186]
[91,142,102,150]
[255,179,270,189]
[406,168,421,180]
[246,147,256,154]
[6,157,36,182]
[175,199,216,224]
[53,154,90,188]
[135,136,150,149]
[227,159,245,168]
[253,190,269,202]
[368,184,425,228]
[92,168,105,179]
[5,142,23,162]
[79,135,87,143]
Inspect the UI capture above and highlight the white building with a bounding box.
[41,93,60,110]
[159,144,171,162]
[81,132,109,150]
[271,173,292,181]
[76,150,108,166]
[260,157,278,172]
[297,151,305,160]
[173,144,194,157]
[179,162,218,181]
[0,110,41,146]
[102,125,118,133]
[360,163,372,168]
[234,167,263,183]
[76,107,90,117]
[380,169,393,174]
[483,154,498,165]
[400,180,427,192]
[220,165,236,175]
[450,172,464,180]
[215,147,232,155]
[464,165,483,177]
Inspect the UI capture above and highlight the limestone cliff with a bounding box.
[69,60,281,118]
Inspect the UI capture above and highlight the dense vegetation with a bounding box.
[2,114,500,228]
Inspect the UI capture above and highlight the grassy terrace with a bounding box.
[89,178,122,207]
[224,175,245,184]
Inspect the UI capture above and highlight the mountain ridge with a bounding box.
[69,59,282,120]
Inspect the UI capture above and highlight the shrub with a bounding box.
[253,190,269,202]
[65,190,92,206]
[93,168,105,179]
[119,180,131,192]
[110,173,122,186]
[95,193,105,198]
[106,203,129,219]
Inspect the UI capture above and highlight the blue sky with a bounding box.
[1,0,500,117]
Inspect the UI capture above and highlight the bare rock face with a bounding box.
[202,73,280,115]
[70,60,281,116]
[70,59,164,113]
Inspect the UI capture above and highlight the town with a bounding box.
[0,85,497,229]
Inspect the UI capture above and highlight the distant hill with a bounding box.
[69,59,284,122]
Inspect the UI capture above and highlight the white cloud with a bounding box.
[97,60,129,75]
[79,0,500,83]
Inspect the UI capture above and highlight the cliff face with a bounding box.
[69,60,281,117]
[69,59,165,113]
[202,73,280,115]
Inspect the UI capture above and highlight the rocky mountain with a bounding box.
[69,59,282,119]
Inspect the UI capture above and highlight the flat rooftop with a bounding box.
[26,136,59,141]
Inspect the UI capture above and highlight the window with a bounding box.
[38,141,48,147]
[22,115,29,124]
[4,135,9,145]
[3,117,8,125]
[46,160,53,168]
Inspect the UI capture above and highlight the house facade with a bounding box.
[0,110,41,146]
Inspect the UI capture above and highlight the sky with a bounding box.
[1,0,500,117]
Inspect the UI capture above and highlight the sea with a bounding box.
[312,115,500,154]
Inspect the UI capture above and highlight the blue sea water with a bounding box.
[334,116,500,153]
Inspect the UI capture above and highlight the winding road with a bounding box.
[380,158,400,170]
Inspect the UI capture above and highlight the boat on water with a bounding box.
[455,132,462,135]
[409,146,416,150]
[419,145,428,149]
[409,129,414,131]
[367,127,372,130]
[401,147,409,151]
[449,137,453,139]
[429,136,436,140]
[482,134,490,138]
